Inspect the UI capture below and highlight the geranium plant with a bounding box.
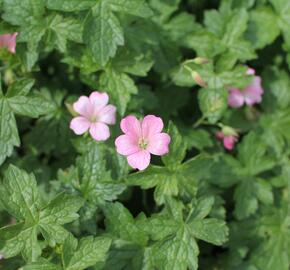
[0,0,290,269]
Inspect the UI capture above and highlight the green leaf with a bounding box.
[109,0,153,18]
[246,7,280,49]
[47,14,83,52]
[6,78,35,97]
[269,0,290,46]
[99,68,137,115]
[183,129,214,150]
[144,227,199,270]
[8,93,54,118]
[189,196,215,220]
[64,236,112,270]
[162,122,187,167]
[103,240,144,270]
[127,166,179,205]
[0,165,41,222]
[222,9,249,45]
[234,178,258,220]
[128,155,210,205]
[198,88,228,123]
[103,202,148,246]
[0,223,41,262]
[83,0,124,66]
[188,218,228,245]
[39,193,84,225]
[77,142,126,204]
[46,0,95,11]
[23,258,61,270]
[237,132,276,175]
[142,198,228,270]
[250,205,290,270]
[0,98,19,165]
[263,67,290,109]
[2,0,45,26]
[0,165,84,261]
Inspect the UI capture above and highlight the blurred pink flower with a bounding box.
[228,68,264,108]
[216,129,238,151]
[70,91,116,141]
[115,115,171,170]
[0,33,18,54]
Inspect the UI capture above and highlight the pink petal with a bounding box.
[70,116,90,135]
[127,150,151,171]
[141,115,164,139]
[89,92,109,112]
[251,76,263,92]
[120,115,141,137]
[89,122,110,141]
[243,77,263,106]
[147,133,171,156]
[223,136,236,150]
[246,68,255,75]
[98,105,117,125]
[228,89,245,108]
[115,134,139,155]
[0,33,18,54]
[73,96,93,118]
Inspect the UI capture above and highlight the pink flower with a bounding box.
[0,33,18,54]
[216,127,239,151]
[115,115,171,171]
[70,91,116,141]
[228,68,264,108]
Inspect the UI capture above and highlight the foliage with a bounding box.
[0,0,290,269]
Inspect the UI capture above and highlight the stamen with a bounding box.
[138,138,148,149]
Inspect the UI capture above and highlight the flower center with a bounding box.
[138,138,148,150]
[90,114,98,123]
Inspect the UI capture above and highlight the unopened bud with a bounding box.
[191,71,207,87]
[193,57,210,65]
[222,125,238,137]
[4,69,14,85]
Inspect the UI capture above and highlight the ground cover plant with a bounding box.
[0,0,290,269]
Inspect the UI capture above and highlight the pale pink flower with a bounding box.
[115,115,171,171]
[228,68,264,108]
[70,91,116,141]
[216,127,238,151]
[0,33,18,54]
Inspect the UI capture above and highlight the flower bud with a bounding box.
[192,57,210,65]
[191,71,207,87]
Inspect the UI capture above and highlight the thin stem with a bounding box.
[193,116,205,128]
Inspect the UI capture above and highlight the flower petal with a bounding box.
[115,134,139,155]
[141,115,164,139]
[89,91,109,112]
[243,77,263,106]
[73,96,93,118]
[89,122,110,141]
[0,33,18,54]
[246,68,255,75]
[70,116,90,135]
[223,136,236,150]
[228,89,244,108]
[147,133,171,156]
[98,105,117,125]
[120,115,141,137]
[127,150,151,171]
